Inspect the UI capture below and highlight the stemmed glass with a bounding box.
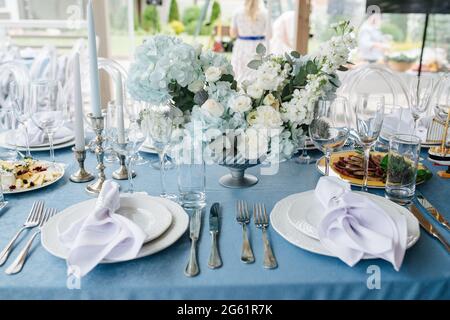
[104,101,119,163]
[296,135,311,164]
[409,76,434,132]
[10,82,32,159]
[353,94,385,192]
[145,103,177,200]
[127,100,148,166]
[309,97,351,176]
[29,80,68,164]
[111,118,146,194]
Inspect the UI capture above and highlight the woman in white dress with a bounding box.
[230,0,270,83]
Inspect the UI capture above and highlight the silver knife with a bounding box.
[208,203,222,269]
[409,204,450,253]
[185,208,202,277]
[416,191,450,231]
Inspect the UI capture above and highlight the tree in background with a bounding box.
[168,0,180,22]
[209,1,221,25]
[142,5,161,33]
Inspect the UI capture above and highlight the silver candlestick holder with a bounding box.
[113,149,136,180]
[70,147,94,183]
[85,113,106,195]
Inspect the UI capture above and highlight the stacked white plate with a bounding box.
[0,130,75,152]
[271,191,420,258]
[41,194,189,263]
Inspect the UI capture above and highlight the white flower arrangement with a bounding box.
[133,22,355,164]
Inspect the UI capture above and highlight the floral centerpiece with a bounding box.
[182,21,356,164]
[127,35,236,113]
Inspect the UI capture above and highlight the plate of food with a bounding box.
[316,150,432,189]
[0,159,65,194]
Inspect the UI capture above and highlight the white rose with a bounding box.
[201,99,224,118]
[188,80,204,93]
[205,66,222,83]
[231,95,252,114]
[263,93,280,111]
[254,105,283,130]
[246,84,263,99]
[237,129,269,160]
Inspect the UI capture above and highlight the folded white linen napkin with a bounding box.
[59,180,146,277]
[315,177,407,271]
[15,120,73,147]
[381,108,429,142]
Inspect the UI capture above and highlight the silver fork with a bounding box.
[0,200,44,266]
[254,203,277,269]
[185,208,202,277]
[236,200,255,264]
[6,208,57,275]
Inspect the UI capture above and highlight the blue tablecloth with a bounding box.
[0,146,449,300]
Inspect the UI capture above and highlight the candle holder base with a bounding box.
[113,164,136,180]
[85,179,105,195]
[70,148,95,183]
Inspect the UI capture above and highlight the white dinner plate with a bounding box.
[0,131,75,152]
[271,191,420,259]
[41,195,189,263]
[2,162,65,195]
[6,130,75,148]
[56,195,173,243]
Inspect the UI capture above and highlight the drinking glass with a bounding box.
[354,94,385,192]
[29,80,68,164]
[0,108,19,160]
[111,119,146,194]
[10,82,32,158]
[145,103,177,200]
[409,76,434,132]
[104,101,119,163]
[309,97,351,176]
[295,135,311,164]
[385,134,421,205]
[127,100,148,166]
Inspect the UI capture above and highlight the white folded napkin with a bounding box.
[59,180,146,277]
[15,120,73,147]
[381,108,429,142]
[315,177,407,271]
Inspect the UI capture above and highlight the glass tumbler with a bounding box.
[385,134,421,205]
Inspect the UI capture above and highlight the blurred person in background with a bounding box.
[270,10,296,55]
[358,13,390,63]
[230,0,270,82]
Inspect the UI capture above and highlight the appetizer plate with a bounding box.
[271,191,420,258]
[316,150,429,189]
[42,195,189,263]
[56,195,173,243]
[2,161,65,195]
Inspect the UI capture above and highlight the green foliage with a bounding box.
[182,6,201,26]
[142,5,161,33]
[381,22,405,42]
[168,0,180,23]
[209,0,221,25]
[185,20,213,36]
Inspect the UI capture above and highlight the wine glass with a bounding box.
[29,80,68,164]
[127,100,148,166]
[9,81,32,159]
[309,97,351,176]
[145,103,177,200]
[354,94,385,192]
[111,118,146,194]
[104,101,119,163]
[409,76,435,132]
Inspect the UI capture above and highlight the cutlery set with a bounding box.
[185,201,277,277]
[0,200,57,274]
[409,191,450,253]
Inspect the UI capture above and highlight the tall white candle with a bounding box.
[73,53,85,151]
[87,0,102,117]
[116,73,125,144]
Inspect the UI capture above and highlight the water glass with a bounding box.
[354,94,385,191]
[104,101,119,163]
[385,134,421,205]
[309,97,351,176]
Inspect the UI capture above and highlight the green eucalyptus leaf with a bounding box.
[290,51,301,59]
[256,43,267,55]
[338,65,349,72]
[247,59,263,70]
